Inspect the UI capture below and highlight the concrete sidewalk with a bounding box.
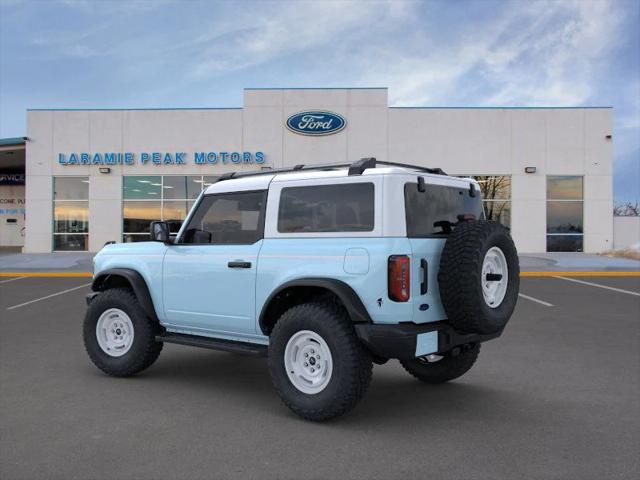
[0,250,638,273]
[0,252,93,273]
[519,252,640,272]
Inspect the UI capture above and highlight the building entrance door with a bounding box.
[0,184,25,248]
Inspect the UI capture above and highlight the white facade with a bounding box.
[24,88,613,253]
[613,216,640,249]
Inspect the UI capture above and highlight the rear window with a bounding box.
[278,183,374,233]
[404,182,483,237]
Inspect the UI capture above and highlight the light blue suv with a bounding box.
[84,158,519,421]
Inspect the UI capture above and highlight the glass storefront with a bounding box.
[547,176,583,252]
[122,175,216,242]
[53,177,89,251]
[460,175,511,227]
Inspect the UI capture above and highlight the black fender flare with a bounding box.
[92,268,159,322]
[258,278,372,334]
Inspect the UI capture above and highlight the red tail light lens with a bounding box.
[388,255,410,302]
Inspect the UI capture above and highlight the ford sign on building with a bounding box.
[0,88,615,253]
[286,111,346,136]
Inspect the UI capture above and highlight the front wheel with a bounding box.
[268,301,373,421]
[83,288,163,377]
[400,344,480,384]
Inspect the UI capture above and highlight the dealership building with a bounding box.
[0,88,615,253]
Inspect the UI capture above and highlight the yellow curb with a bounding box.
[520,271,640,277]
[0,272,93,278]
[1,271,639,278]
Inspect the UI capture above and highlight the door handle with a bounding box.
[228,261,251,269]
[420,258,428,295]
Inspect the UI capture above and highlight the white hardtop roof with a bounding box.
[204,164,477,195]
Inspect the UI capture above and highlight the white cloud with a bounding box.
[188,1,414,79]
[350,0,625,107]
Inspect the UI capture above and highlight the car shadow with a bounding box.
[105,347,530,427]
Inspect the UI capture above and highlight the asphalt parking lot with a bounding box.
[1,275,639,480]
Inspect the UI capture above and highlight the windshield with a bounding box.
[404,182,483,237]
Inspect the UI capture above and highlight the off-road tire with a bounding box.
[400,344,480,384]
[268,301,373,421]
[438,220,519,334]
[83,288,163,377]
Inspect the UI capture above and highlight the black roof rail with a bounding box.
[348,157,377,175]
[213,158,447,183]
[347,158,447,176]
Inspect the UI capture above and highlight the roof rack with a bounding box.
[213,157,446,183]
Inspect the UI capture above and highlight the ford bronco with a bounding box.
[84,158,519,421]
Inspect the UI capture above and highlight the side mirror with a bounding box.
[150,221,170,243]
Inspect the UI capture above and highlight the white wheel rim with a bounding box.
[284,330,333,395]
[96,308,135,357]
[482,246,509,308]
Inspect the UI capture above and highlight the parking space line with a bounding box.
[6,283,92,311]
[518,293,554,307]
[0,276,27,284]
[554,276,640,297]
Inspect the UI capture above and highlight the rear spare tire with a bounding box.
[438,220,519,334]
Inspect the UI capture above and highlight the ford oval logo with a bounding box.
[286,111,346,136]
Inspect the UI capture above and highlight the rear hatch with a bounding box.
[404,178,483,323]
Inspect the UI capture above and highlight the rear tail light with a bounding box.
[388,255,410,302]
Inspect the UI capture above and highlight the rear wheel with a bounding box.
[400,344,480,384]
[268,301,373,421]
[83,288,163,377]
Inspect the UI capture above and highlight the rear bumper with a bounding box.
[354,321,502,360]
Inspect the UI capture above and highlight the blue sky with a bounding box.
[0,0,638,204]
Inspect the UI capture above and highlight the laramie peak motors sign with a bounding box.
[57,151,265,166]
[286,111,346,136]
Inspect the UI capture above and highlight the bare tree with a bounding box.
[613,202,639,216]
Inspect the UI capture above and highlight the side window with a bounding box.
[181,191,266,245]
[278,183,374,233]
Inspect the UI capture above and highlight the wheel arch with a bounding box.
[259,278,371,335]
[92,268,159,322]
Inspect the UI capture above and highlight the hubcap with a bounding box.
[284,330,333,395]
[95,308,135,357]
[482,246,508,308]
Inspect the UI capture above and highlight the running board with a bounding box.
[156,332,268,357]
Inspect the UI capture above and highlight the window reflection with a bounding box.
[123,201,161,233]
[54,202,89,233]
[547,235,583,252]
[54,235,88,251]
[53,177,89,251]
[484,201,510,226]
[473,176,511,200]
[546,176,584,252]
[547,176,583,200]
[162,201,190,233]
[54,177,89,200]
[458,175,511,227]
[122,176,215,240]
[162,176,187,200]
[547,202,583,233]
[123,176,161,199]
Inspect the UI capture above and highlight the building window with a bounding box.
[122,175,216,242]
[547,176,583,252]
[53,177,89,251]
[460,175,511,227]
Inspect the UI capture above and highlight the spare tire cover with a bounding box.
[437,220,519,334]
